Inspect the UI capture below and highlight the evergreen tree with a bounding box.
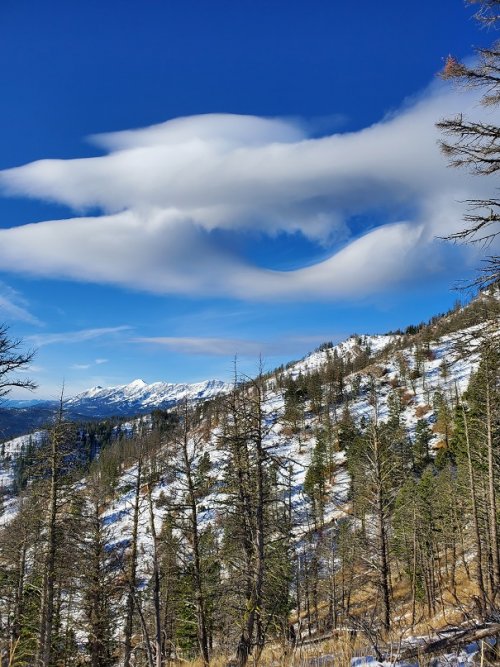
[413,419,433,474]
[466,343,500,605]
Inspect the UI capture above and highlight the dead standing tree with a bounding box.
[438,0,500,287]
[0,324,36,399]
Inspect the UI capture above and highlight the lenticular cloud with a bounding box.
[0,84,496,300]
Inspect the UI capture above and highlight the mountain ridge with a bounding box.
[1,377,231,438]
[63,376,231,416]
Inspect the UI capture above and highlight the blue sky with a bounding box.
[0,0,497,399]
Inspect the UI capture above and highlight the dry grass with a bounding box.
[401,391,414,405]
[173,632,364,667]
[176,561,481,667]
[415,404,432,418]
[257,631,364,667]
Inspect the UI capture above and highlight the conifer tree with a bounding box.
[466,344,500,605]
[348,385,399,632]
[36,402,78,667]
[450,400,489,613]
[218,366,293,666]
[303,428,330,523]
[413,419,433,474]
[76,470,118,667]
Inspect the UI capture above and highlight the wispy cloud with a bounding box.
[16,364,44,374]
[0,282,42,325]
[70,357,109,370]
[28,326,131,347]
[134,334,342,357]
[134,336,264,356]
[0,83,497,300]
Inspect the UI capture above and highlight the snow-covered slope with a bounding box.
[2,299,497,538]
[287,333,398,378]
[2,294,499,662]
[0,430,46,524]
[98,321,492,558]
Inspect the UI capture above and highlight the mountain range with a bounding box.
[1,377,231,439]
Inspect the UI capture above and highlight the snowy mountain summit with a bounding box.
[64,377,231,417]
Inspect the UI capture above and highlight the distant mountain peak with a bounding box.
[127,379,147,388]
[63,377,231,418]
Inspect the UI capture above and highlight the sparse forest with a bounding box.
[0,287,498,666]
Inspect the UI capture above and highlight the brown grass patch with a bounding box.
[415,404,431,418]
[402,391,414,405]
[433,439,447,449]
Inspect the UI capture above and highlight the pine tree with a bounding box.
[413,419,433,474]
[466,343,500,606]
[217,366,293,666]
[36,402,78,667]
[303,428,330,523]
[77,470,118,667]
[349,387,399,632]
[450,400,489,613]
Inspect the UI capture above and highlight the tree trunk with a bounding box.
[38,415,62,667]
[124,455,142,667]
[147,482,163,667]
[372,422,391,632]
[181,417,210,667]
[462,401,488,613]
[485,376,500,604]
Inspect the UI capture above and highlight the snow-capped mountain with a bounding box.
[0,378,231,439]
[63,377,231,417]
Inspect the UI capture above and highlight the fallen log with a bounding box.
[297,628,358,647]
[399,623,500,662]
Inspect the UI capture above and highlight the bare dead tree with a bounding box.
[0,325,37,398]
[437,0,500,287]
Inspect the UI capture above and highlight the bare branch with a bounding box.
[0,324,37,398]
[437,5,500,284]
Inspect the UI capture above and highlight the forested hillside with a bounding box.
[0,289,499,666]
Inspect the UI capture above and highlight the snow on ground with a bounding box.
[0,430,47,525]
[0,320,492,580]
[0,430,46,489]
[288,335,397,379]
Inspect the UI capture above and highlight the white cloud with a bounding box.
[0,282,42,325]
[27,326,131,347]
[16,364,44,374]
[0,83,497,300]
[70,358,109,370]
[133,334,343,357]
[134,336,265,356]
